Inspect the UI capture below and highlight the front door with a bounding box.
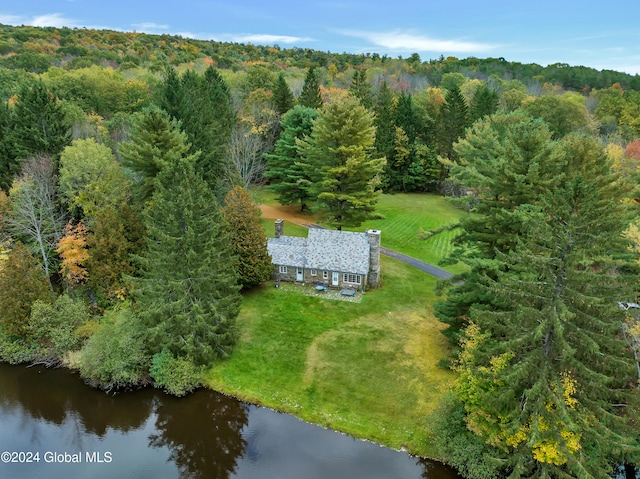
[296,267,304,281]
[332,272,339,286]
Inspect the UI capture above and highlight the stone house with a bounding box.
[266,219,381,291]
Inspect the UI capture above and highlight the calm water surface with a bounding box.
[0,363,459,479]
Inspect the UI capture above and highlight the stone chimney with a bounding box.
[275,219,284,238]
[366,229,381,288]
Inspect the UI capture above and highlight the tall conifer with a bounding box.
[454,135,640,478]
[297,96,385,229]
[272,72,294,115]
[119,107,193,204]
[264,105,318,211]
[133,157,240,365]
[298,67,323,109]
[222,186,272,289]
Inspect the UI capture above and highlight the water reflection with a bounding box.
[149,390,248,478]
[0,364,458,479]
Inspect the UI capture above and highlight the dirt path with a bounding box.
[259,204,313,225]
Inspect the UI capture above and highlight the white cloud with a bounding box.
[132,22,170,32]
[31,13,79,28]
[0,14,23,24]
[229,33,313,44]
[171,31,313,45]
[340,29,498,54]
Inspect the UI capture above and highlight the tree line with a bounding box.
[0,66,273,395]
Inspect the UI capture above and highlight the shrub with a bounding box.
[0,327,38,364]
[150,350,203,396]
[28,296,90,359]
[78,307,150,391]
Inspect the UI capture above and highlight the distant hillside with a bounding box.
[1,23,639,92]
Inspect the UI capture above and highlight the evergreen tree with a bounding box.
[437,86,470,162]
[222,186,273,289]
[133,157,241,365]
[183,67,235,187]
[159,67,235,189]
[0,242,51,338]
[159,66,183,120]
[86,203,145,306]
[469,84,499,122]
[119,107,195,204]
[12,80,70,166]
[0,101,19,191]
[298,67,323,109]
[435,112,561,344]
[272,72,294,115]
[452,136,640,478]
[349,69,374,109]
[373,81,396,162]
[297,96,386,230]
[264,105,318,211]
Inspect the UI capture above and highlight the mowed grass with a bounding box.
[259,217,308,238]
[356,193,467,274]
[205,256,455,456]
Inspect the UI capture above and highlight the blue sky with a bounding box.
[2,1,640,74]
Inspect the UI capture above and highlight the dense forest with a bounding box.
[1,22,640,479]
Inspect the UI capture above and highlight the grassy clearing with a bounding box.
[356,193,467,274]
[259,217,308,238]
[206,256,455,456]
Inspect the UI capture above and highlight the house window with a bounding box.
[310,269,317,276]
[343,273,362,284]
[322,271,328,280]
[279,265,288,274]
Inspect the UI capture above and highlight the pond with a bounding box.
[0,363,460,479]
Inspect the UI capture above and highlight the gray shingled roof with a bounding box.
[267,229,371,274]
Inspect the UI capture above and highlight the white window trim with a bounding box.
[342,273,362,284]
[279,265,288,274]
[310,269,317,276]
[322,271,329,280]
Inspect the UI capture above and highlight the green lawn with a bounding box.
[356,193,467,274]
[206,256,455,456]
[259,217,308,238]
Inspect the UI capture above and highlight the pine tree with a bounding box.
[159,66,183,120]
[183,67,235,187]
[373,81,396,161]
[264,105,318,211]
[12,80,70,166]
[469,84,499,122]
[222,186,273,289]
[159,67,235,189]
[435,112,562,344]
[298,67,323,109]
[133,157,241,365]
[0,242,51,338]
[272,72,294,115]
[437,86,470,162]
[297,96,386,230]
[0,100,19,191]
[349,69,374,110]
[119,106,195,204]
[453,136,640,477]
